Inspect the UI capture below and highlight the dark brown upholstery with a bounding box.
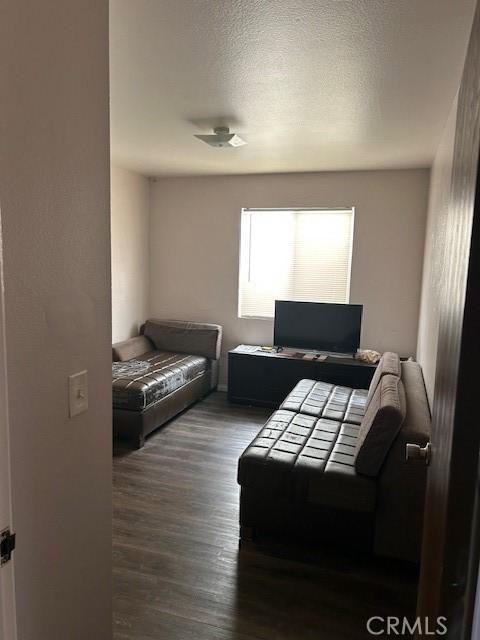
[238,410,376,512]
[143,319,222,360]
[113,372,212,449]
[240,486,375,550]
[113,319,222,447]
[374,361,430,561]
[355,374,406,477]
[237,354,431,562]
[112,351,208,411]
[112,335,154,362]
[280,379,368,425]
[366,351,401,404]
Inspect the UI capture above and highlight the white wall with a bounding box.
[111,165,150,343]
[150,170,429,384]
[416,97,458,406]
[0,1,112,638]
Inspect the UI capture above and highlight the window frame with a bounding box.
[237,206,355,320]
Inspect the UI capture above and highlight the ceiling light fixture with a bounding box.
[194,126,246,148]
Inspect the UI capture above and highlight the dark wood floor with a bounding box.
[113,392,418,640]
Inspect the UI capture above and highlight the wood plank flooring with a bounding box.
[113,392,418,640]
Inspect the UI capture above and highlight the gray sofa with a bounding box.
[238,353,431,562]
[112,319,222,448]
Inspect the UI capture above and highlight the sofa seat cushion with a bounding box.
[280,379,368,425]
[238,410,376,513]
[112,351,208,411]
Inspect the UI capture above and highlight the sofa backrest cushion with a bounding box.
[355,374,406,477]
[112,336,154,362]
[366,351,401,405]
[143,319,222,360]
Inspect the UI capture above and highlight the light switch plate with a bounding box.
[69,370,88,418]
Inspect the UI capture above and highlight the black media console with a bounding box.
[227,345,376,408]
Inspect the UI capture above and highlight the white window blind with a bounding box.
[238,208,354,318]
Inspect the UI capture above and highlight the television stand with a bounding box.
[227,344,376,407]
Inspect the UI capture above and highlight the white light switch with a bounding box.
[69,370,88,418]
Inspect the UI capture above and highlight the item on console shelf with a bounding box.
[356,349,382,364]
[302,353,327,361]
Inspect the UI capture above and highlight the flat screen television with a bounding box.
[274,300,363,355]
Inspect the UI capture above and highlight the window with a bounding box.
[238,208,354,318]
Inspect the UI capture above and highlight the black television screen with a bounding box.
[274,301,363,354]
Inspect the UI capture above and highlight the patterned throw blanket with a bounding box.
[112,359,153,379]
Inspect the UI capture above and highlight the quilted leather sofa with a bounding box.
[112,319,222,448]
[238,353,431,562]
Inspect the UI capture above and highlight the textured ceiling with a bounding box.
[110,0,476,176]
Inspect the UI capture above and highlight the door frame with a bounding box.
[416,2,480,635]
[0,206,17,640]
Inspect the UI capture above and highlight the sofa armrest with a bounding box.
[112,335,154,362]
[143,319,222,360]
[374,361,431,562]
